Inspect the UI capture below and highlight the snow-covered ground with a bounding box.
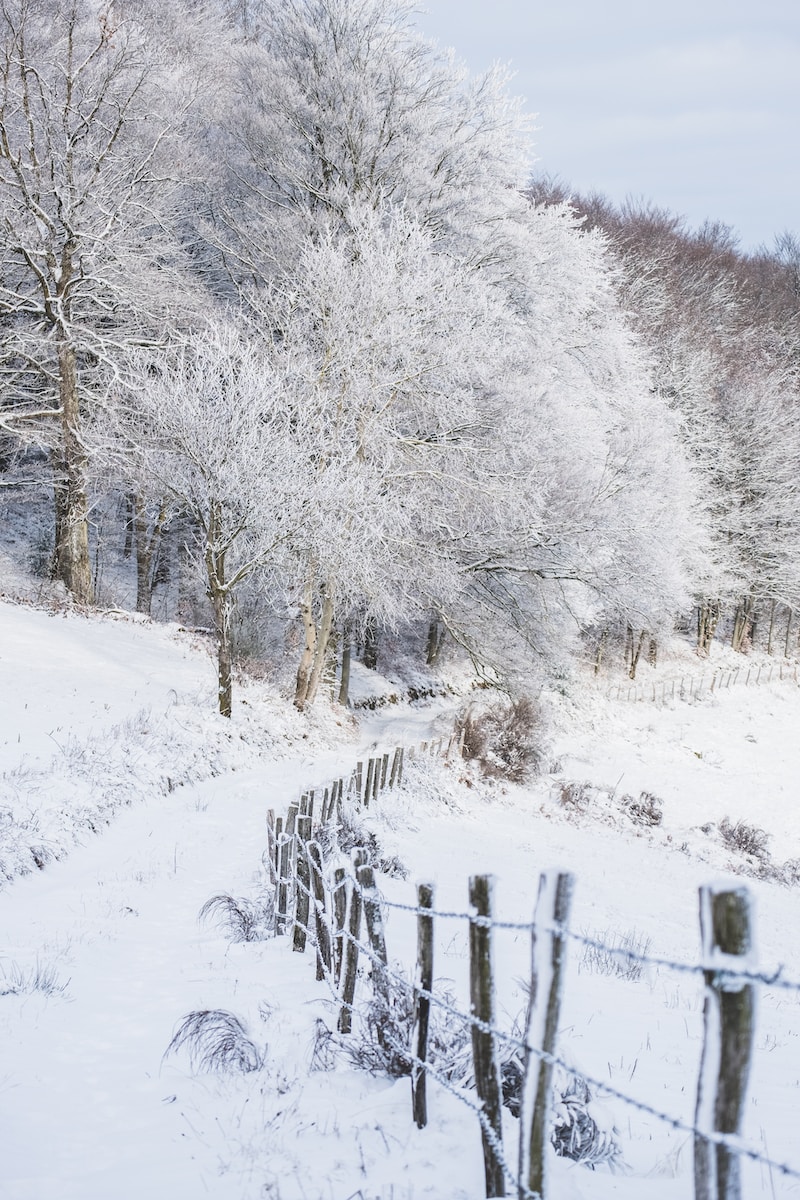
[2,598,800,1199]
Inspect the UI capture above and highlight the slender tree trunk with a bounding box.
[306,582,336,707]
[134,495,168,615]
[294,571,317,710]
[785,609,793,659]
[628,628,647,680]
[425,617,445,666]
[338,622,352,707]
[363,616,378,670]
[205,501,233,718]
[767,598,777,656]
[54,338,93,604]
[731,595,755,653]
[697,599,720,656]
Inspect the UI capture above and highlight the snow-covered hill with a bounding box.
[2,598,800,1199]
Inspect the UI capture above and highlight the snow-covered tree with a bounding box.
[0,0,202,602]
[118,323,299,716]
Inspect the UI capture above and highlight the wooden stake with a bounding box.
[694,885,756,1200]
[292,815,312,952]
[519,871,574,1199]
[338,859,364,1034]
[333,867,347,984]
[468,874,505,1199]
[412,882,434,1129]
[308,842,332,982]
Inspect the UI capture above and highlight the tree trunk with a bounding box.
[54,339,93,605]
[425,617,445,666]
[697,599,720,656]
[205,501,233,718]
[628,628,647,680]
[731,595,755,654]
[363,616,379,670]
[338,622,352,707]
[134,495,168,615]
[767,598,777,656]
[294,572,317,710]
[305,582,336,707]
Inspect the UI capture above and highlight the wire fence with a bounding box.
[607,659,799,704]
[176,732,800,1198]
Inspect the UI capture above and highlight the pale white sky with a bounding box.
[416,0,799,250]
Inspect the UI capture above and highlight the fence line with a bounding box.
[287,854,800,1196]
[200,735,800,1197]
[607,659,799,704]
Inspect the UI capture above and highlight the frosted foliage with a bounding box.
[223,0,533,273]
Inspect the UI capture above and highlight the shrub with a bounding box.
[719,818,771,860]
[198,892,274,942]
[331,967,470,1082]
[620,791,663,827]
[551,1073,623,1169]
[457,696,546,783]
[165,1009,262,1074]
[557,780,593,811]
[500,1056,623,1169]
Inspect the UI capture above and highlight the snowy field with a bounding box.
[2,598,800,1199]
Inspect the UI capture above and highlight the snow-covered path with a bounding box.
[4,599,800,1198]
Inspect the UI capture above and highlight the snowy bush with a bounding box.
[198,892,275,942]
[165,1010,262,1075]
[457,696,546,783]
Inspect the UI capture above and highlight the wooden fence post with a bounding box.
[308,842,332,982]
[358,864,389,1012]
[412,882,434,1129]
[338,855,365,1034]
[694,885,756,1200]
[292,815,312,953]
[363,758,375,808]
[276,820,291,935]
[265,809,277,886]
[519,871,574,1200]
[333,867,348,984]
[469,874,505,1199]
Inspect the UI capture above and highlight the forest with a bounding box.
[1,0,798,715]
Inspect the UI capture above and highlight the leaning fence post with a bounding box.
[308,842,333,982]
[265,809,277,886]
[519,871,574,1200]
[292,815,312,953]
[469,874,505,1199]
[333,867,348,984]
[363,758,375,809]
[338,854,365,1034]
[358,864,389,1013]
[694,885,756,1200]
[412,882,434,1129]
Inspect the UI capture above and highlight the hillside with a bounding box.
[2,598,800,1199]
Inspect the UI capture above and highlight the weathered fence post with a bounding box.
[338,854,365,1034]
[469,874,505,1199]
[358,864,389,1016]
[308,842,332,982]
[694,885,756,1200]
[412,882,434,1129]
[292,814,313,953]
[265,809,277,885]
[363,758,375,809]
[333,867,348,984]
[276,819,291,935]
[519,871,574,1200]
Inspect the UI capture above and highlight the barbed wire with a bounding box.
[284,861,800,1186]
[377,892,800,995]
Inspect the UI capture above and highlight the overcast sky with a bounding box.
[415,0,799,251]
